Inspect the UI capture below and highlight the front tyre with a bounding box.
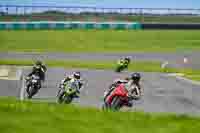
[27,86,37,99]
[64,95,73,104]
[102,102,109,111]
[115,65,123,73]
[57,89,65,104]
[111,96,122,111]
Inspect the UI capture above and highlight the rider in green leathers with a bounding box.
[58,71,83,100]
[115,57,131,72]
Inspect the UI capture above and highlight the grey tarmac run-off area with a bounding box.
[1,52,200,115]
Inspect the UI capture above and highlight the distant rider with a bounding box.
[118,56,131,68]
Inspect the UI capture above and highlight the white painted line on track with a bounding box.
[166,73,200,86]
[175,76,200,86]
[20,76,25,101]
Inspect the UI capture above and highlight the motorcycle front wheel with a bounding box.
[111,96,122,111]
[64,95,73,104]
[56,89,65,104]
[27,86,37,99]
[115,65,123,72]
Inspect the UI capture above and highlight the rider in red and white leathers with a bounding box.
[104,72,142,106]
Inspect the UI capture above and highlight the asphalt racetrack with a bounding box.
[1,52,200,115]
[1,66,200,115]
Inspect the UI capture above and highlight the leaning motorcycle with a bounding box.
[115,61,128,73]
[103,84,140,111]
[25,74,41,99]
[57,79,80,104]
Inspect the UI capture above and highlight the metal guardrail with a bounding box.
[0,21,142,30]
[1,21,200,30]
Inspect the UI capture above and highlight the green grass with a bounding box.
[0,97,200,133]
[1,30,200,53]
[184,74,200,81]
[1,59,200,81]
[0,59,165,72]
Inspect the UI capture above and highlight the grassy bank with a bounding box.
[0,59,200,81]
[0,98,200,133]
[0,59,163,72]
[1,30,200,53]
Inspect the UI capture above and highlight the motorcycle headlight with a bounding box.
[32,79,37,83]
[66,88,75,94]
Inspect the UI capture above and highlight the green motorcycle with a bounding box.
[57,79,80,104]
[115,60,129,72]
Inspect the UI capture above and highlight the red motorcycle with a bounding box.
[103,84,138,111]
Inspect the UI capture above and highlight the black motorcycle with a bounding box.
[25,74,41,99]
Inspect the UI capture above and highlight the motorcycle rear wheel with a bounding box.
[115,66,123,72]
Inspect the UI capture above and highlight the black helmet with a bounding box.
[35,60,42,66]
[125,57,131,62]
[73,71,81,79]
[130,72,141,82]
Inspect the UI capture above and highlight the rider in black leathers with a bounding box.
[27,60,47,81]
[25,60,47,90]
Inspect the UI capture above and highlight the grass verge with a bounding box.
[0,59,200,81]
[184,74,200,81]
[0,59,163,72]
[0,97,200,133]
[1,30,200,53]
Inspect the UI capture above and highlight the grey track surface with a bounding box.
[1,52,200,115]
[0,79,20,97]
[1,52,200,69]
[1,67,198,115]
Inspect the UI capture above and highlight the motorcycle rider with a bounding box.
[27,60,47,81]
[25,60,47,90]
[58,71,83,99]
[126,72,142,99]
[104,72,142,103]
[117,56,131,68]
